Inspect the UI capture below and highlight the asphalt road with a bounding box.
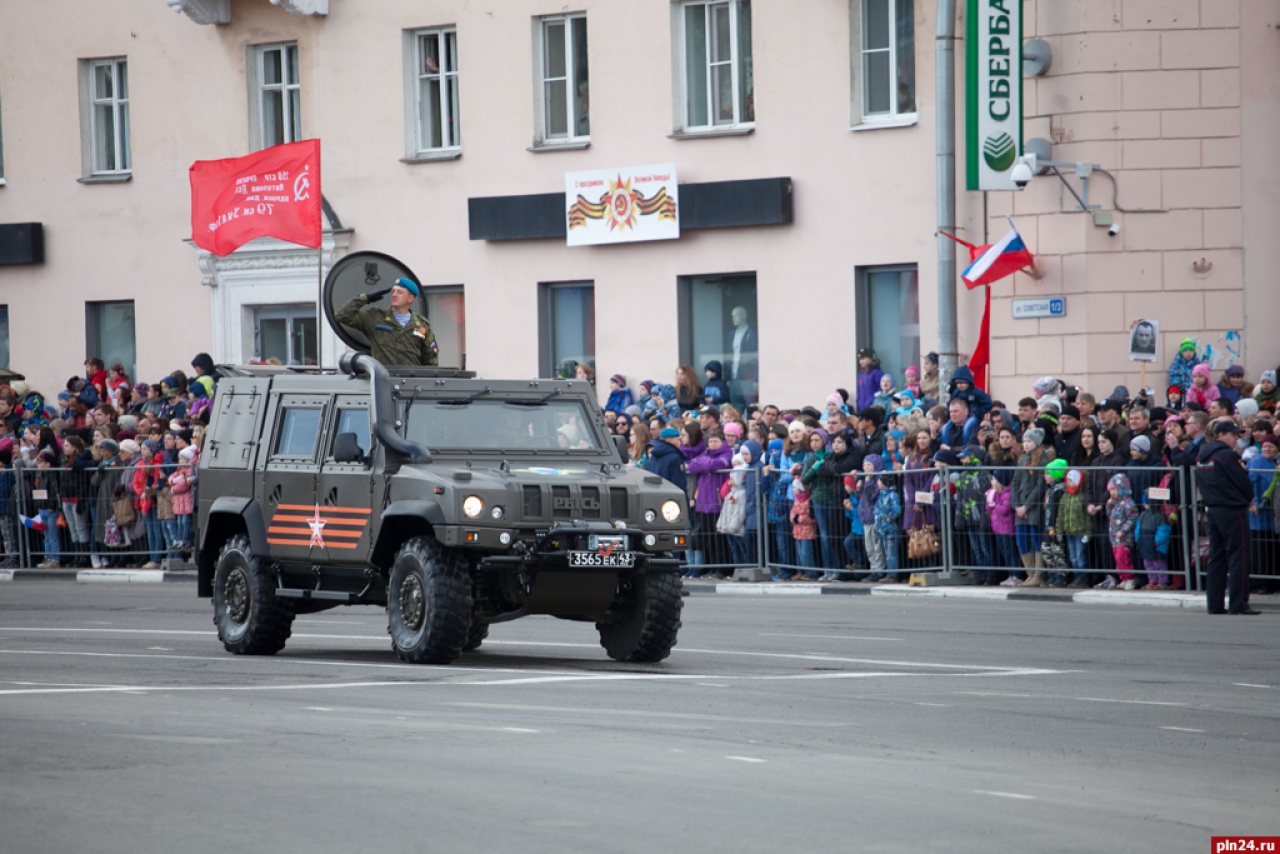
[0,582,1276,854]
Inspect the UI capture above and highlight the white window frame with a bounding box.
[414,28,460,155]
[79,57,131,177]
[247,42,301,151]
[853,0,917,128]
[672,0,753,136]
[531,13,589,148]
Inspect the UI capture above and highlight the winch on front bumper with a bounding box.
[475,520,684,575]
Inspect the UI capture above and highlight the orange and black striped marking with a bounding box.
[267,504,372,550]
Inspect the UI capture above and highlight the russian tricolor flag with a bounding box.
[20,514,46,533]
[962,220,1036,289]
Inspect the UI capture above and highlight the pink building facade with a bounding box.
[0,0,1275,410]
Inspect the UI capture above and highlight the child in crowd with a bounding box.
[1056,468,1093,587]
[987,468,1022,585]
[703,361,731,407]
[1101,473,1140,590]
[840,474,866,578]
[169,446,198,551]
[1011,428,1049,586]
[1167,339,1204,395]
[860,456,885,581]
[953,452,994,582]
[1217,365,1250,404]
[1166,384,1184,410]
[604,374,633,416]
[1185,363,1220,408]
[1254,370,1280,414]
[686,428,732,577]
[903,366,922,399]
[883,430,905,470]
[723,421,742,450]
[855,349,884,412]
[1136,492,1172,590]
[789,478,820,579]
[873,468,903,582]
[873,374,897,412]
[1041,459,1070,587]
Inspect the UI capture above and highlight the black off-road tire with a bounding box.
[212,534,294,655]
[386,537,472,664]
[462,622,490,652]
[597,573,683,663]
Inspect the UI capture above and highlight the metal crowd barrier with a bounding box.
[6,463,197,570]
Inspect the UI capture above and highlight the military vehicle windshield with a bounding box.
[403,399,605,451]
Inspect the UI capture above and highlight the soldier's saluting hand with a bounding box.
[334,277,438,366]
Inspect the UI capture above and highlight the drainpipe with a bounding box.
[936,0,958,399]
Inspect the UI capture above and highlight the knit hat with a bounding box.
[1061,404,1080,420]
[1167,385,1182,398]
[1179,338,1196,354]
[179,446,198,462]
[723,422,743,437]
[1130,435,1152,455]
[811,427,831,448]
[864,454,884,473]
[658,427,680,439]
[143,439,163,455]
[1033,376,1057,395]
[1192,363,1211,380]
[1064,468,1085,494]
[1225,364,1245,377]
[991,468,1014,487]
[624,405,642,418]
[119,439,140,456]
[640,380,655,393]
[826,391,844,408]
[178,429,194,443]
[1046,458,1068,481]
[1262,434,1280,447]
[610,374,626,388]
[135,382,150,396]
[924,352,939,365]
[1101,428,1120,447]
[1236,398,1259,418]
[1261,370,1277,386]
[97,438,119,455]
[1150,407,1168,422]
[37,447,58,464]
[933,449,961,466]
[904,366,919,379]
[1023,427,1045,446]
[393,277,420,297]
[767,438,784,453]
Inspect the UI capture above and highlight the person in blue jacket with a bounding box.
[703,361,731,407]
[604,374,634,416]
[644,428,687,491]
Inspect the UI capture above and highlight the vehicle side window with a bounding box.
[335,408,371,457]
[274,407,323,458]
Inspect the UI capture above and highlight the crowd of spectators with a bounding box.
[0,354,216,569]
[605,345,1280,594]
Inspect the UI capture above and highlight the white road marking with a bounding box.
[1072,697,1186,707]
[962,691,1187,707]
[697,683,730,687]
[146,647,173,651]
[1234,683,1273,689]
[915,702,951,707]
[972,790,1036,800]
[501,727,539,733]
[760,633,902,641]
[725,756,766,763]
[1160,726,1206,733]
[306,707,333,712]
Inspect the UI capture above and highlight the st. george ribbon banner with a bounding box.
[189,139,322,257]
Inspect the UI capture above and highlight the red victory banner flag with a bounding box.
[189,139,322,257]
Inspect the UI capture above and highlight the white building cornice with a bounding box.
[166,0,328,25]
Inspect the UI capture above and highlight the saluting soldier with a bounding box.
[334,277,438,366]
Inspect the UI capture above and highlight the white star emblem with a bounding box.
[307,505,327,548]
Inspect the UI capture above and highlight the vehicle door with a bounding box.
[314,395,379,565]
[259,392,329,564]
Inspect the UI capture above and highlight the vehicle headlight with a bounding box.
[645,509,657,523]
[661,500,681,523]
[491,506,504,520]
[462,495,485,518]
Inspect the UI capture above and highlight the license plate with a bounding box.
[569,550,636,568]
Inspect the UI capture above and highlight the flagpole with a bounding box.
[317,243,324,368]
[936,0,959,398]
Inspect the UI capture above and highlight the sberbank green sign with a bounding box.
[966,0,1023,190]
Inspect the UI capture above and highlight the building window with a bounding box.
[79,58,131,175]
[538,282,595,380]
[0,306,9,367]
[422,286,465,368]
[250,43,301,150]
[85,301,136,384]
[677,0,753,132]
[858,0,916,122]
[855,265,919,387]
[678,273,758,408]
[253,305,317,366]
[534,14,589,144]
[414,28,460,153]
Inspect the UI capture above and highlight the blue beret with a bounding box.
[659,428,680,439]
[394,277,420,297]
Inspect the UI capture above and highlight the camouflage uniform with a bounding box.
[335,295,438,366]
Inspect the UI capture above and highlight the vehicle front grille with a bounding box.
[552,486,572,520]
[522,485,543,519]
[610,487,627,519]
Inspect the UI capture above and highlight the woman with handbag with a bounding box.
[902,430,940,568]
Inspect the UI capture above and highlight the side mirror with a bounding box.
[334,432,366,464]
[612,434,630,465]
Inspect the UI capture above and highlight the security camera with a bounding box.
[1010,153,1037,189]
[1108,223,1120,237]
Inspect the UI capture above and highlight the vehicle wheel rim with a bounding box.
[226,567,250,625]
[400,573,426,633]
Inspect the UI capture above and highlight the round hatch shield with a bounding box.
[323,251,428,353]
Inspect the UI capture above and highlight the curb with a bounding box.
[690,580,1279,611]
[0,568,197,583]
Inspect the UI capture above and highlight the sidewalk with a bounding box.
[0,565,197,583]
[682,577,1280,611]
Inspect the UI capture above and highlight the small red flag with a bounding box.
[189,139,322,256]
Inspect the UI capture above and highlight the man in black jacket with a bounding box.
[1195,421,1260,615]
[645,428,687,491]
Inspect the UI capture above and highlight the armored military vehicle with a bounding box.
[196,254,689,664]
